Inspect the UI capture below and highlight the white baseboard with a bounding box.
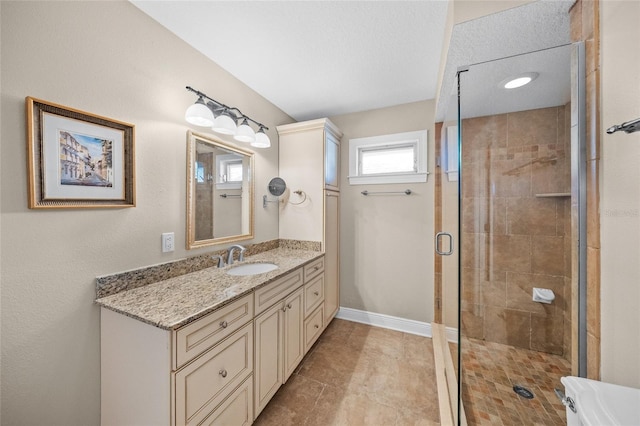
[335,307,459,342]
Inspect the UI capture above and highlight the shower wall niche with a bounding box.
[461,104,572,358]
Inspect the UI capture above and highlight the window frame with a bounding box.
[348,130,428,185]
[215,153,243,189]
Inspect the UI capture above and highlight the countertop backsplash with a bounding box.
[95,239,320,299]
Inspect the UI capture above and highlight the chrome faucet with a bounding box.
[211,254,225,268]
[227,245,246,265]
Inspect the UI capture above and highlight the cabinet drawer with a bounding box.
[174,323,253,426]
[174,294,253,370]
[254,268,303,315]
[304,303,324,353]
[304,274,324,316]
[200,375,253,426]
[303,257,324,282]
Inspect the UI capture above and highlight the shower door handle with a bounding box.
[435,232,454,256]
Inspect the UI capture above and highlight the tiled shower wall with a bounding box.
[460,105,572,356]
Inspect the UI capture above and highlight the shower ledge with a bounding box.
[535,192,571,198]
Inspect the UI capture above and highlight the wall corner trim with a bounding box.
[336,307,458,342]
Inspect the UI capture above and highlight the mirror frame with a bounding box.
[186,130,255,249]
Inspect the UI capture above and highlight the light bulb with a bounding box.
[502,72,539,89]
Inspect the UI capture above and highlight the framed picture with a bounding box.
[26,97,135,209]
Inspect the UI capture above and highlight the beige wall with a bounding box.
[0,2,291,424]
[600,0,640,388]
[330,101,435,323]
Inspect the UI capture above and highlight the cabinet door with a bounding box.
[325,132,340,190]
[324,191,340,324]
[254,302,282,418]
[283,287,304,381]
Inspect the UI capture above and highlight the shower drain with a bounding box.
[513,385,535,399]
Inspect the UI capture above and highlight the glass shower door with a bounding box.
[456,44,581,425]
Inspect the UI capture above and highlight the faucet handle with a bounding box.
[211,255,225,268]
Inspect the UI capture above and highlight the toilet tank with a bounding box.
[561,376,640,426]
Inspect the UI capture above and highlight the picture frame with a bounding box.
[26,97,135,209]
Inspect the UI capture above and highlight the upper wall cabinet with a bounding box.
[277,119,343,325]
[277,118,343,193]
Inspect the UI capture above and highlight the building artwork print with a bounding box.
[59,131,114,188]
[26,97,135,209]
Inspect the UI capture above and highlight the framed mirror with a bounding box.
[186,131,254,249]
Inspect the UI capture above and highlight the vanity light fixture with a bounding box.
[185,86,270,148]
[502,72,539,89]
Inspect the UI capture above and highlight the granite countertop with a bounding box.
[95,247,323,330]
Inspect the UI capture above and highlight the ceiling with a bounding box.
[131,0,572,123]
[437,0,573,121]
[131,0,448,122]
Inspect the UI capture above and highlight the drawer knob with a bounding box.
[313,291,319,296]
[219,369,228,378]
[313,266,320,271]
[286,303,293,309]
[314,324,320,329]
[220,320,228,328]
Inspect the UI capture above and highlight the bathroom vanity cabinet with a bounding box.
[253,257,326,417]
[101,294,255,426]
[277,118,342,325]
[100,253,325,425]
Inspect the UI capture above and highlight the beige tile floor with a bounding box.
[254,319,570,425]
[254,318,441,426]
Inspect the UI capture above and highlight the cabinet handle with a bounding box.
[313,266,320,271]
[286,303,293,309]
[219,320,228,328]
[219,369,227,378]
[282,306,287,312]
[313,291,319,296]
[314,324,320,329]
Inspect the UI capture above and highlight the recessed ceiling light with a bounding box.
[502,72,539,89]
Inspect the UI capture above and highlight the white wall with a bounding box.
[0,2,290,424]
[330,101,436,323]
[600,0,640,388]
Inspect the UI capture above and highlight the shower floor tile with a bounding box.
[460,337,571,425]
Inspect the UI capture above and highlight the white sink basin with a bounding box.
[227,263,278,276]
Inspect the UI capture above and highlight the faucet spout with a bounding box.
[227,245,246,265]
[211,255,225,268]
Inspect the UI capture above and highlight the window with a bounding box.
[225,161,243,183]
[348,130,428,185]
[215,154,243,189]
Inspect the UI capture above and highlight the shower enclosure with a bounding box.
[438,42,586,424]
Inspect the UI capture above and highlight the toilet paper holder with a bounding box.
[532,287,555,304]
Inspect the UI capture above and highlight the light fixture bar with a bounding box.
[185,86,268,131]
